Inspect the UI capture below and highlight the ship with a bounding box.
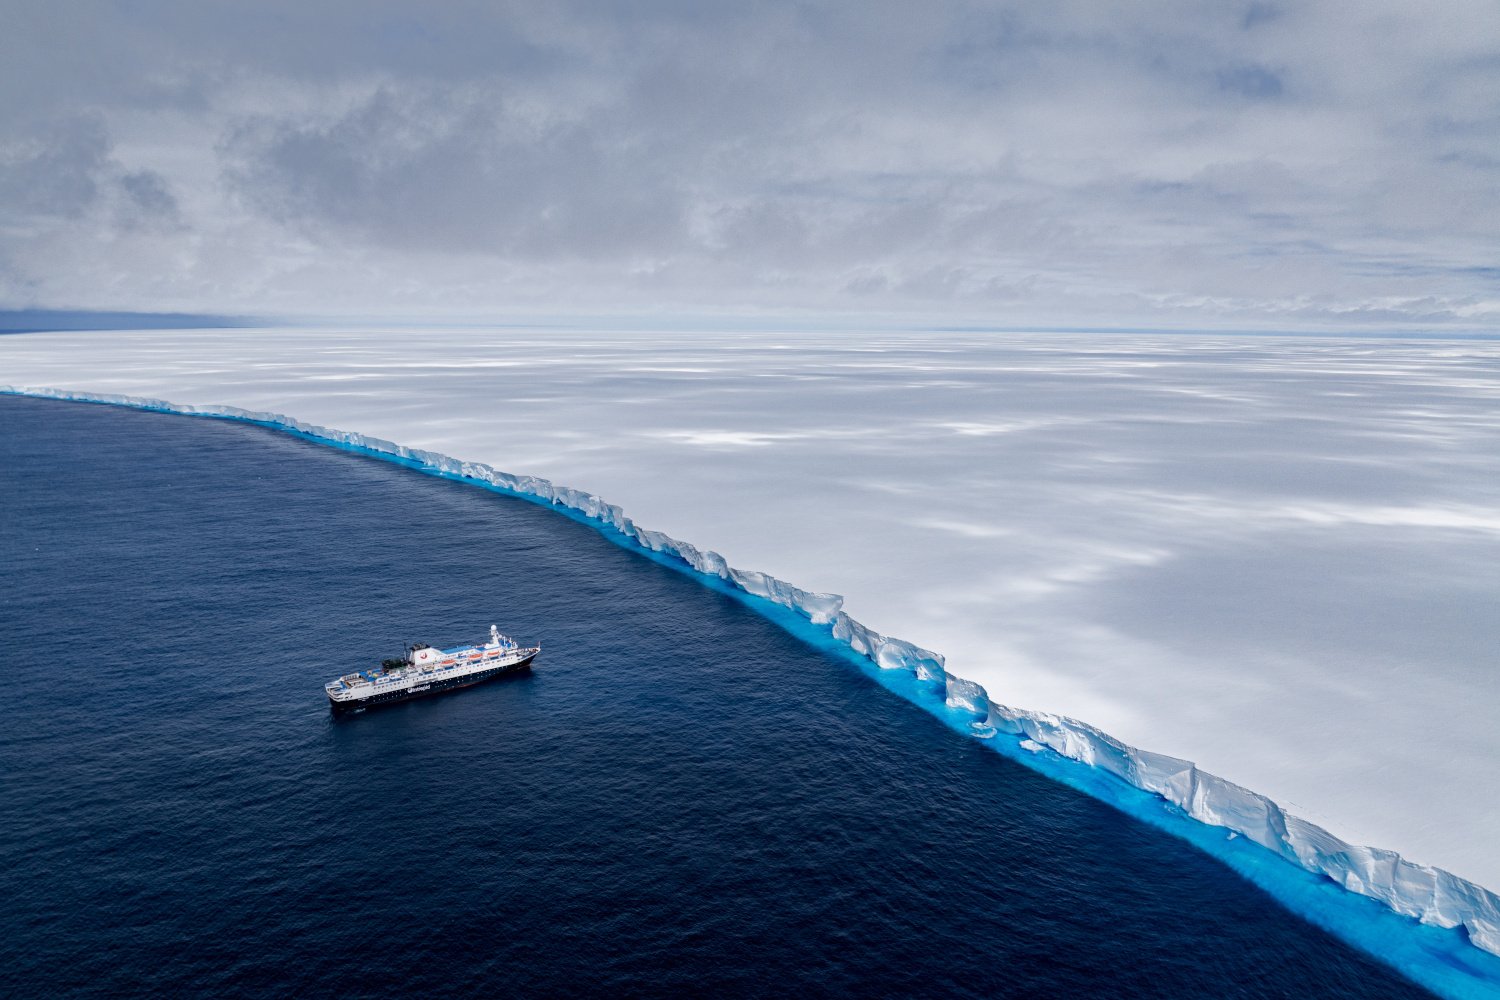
[325,625,539,712]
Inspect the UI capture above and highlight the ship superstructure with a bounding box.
[325,625,538,712]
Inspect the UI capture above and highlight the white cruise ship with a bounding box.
[325,625,539,712]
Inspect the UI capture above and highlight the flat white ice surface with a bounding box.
[4,327,1497,891]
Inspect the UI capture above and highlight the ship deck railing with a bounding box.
[328,646,536,693]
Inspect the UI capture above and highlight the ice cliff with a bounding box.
[7,383,1498,961]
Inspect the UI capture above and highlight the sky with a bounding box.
[2,1,1498,329]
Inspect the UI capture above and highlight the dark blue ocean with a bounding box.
[0,395,1433,999]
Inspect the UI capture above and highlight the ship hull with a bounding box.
[329,653,536,713]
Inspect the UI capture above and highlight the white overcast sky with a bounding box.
[2,1,1498,329]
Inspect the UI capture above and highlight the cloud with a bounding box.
[0,1,1497,325]
[0,117,112,219]
[1215,64,1284,99]
[117,171,182,226]
[0,115,182,233]
[221,86,689,259]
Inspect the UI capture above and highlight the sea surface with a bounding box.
[0,395,1433,998]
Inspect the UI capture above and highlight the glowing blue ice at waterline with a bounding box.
[7,384,1499,999]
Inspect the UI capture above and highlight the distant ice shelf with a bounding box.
[6,383,1499,974]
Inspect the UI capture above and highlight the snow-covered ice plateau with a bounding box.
[4,326,1498,956]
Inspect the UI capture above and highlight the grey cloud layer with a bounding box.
[2,1,1498,324]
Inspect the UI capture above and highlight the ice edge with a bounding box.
[10,385,1498,964]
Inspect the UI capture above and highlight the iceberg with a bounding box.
[980,703,1500,956]
[6,382,1499,978]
